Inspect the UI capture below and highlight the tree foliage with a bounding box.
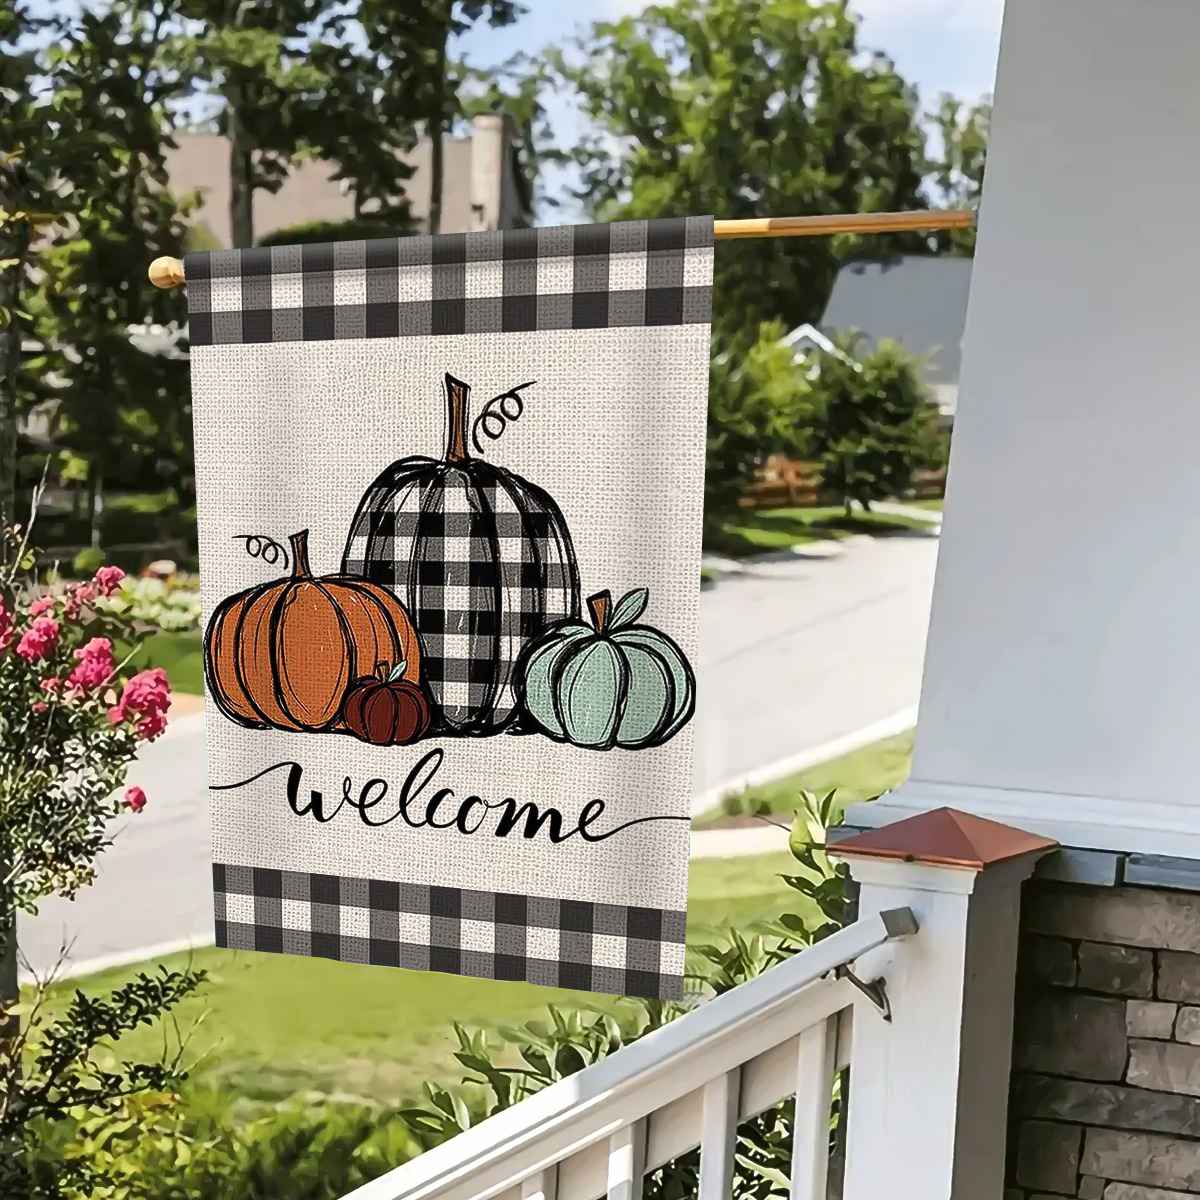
[9,967,205,1200]
[555,0,936,339]
[21,3,194,539]
[0,523,200,1198]
[1,1,192,546]
[167,0,332,248]
[925,93,990,255]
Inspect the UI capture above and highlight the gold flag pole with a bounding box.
[147,209,975,290]
[148,256,188,289]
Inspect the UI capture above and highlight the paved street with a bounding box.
[692,531,938,805]
[20,531,938,980]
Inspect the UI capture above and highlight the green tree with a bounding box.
[926,93,990,255]
[171,0,331,248]
[0,524,204,1197]
[405,2,525,235]
[17,1,192,546]
[1,2,56,544]
[296,5,425,229]
[808,334,936,515]
[555,0,933,340]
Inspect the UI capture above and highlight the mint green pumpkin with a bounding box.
[516,588,696,751]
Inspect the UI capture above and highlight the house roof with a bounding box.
[782,322,839,356]
[819,255,973,385]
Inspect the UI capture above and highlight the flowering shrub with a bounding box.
[1,521,203,1200]
[1,559,171,917]
[25,573,202,637]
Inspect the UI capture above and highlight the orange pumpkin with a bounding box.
[204,529,421,732]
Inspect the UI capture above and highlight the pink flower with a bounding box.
[31,700,47,714]
[65,581,96,620]
[0,599,11,652]
[135,711,168,741]
[16,617,60,663]
[125,785,147,813]
[109,667,172,740]
[67,636,115,693]
[121,667,171,713]
[29,595,56,617]
[40,677,63,695]
[93,566,127,597]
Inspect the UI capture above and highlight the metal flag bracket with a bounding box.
[836,963,892,1022]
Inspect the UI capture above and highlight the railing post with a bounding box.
[829,808,1055,1200]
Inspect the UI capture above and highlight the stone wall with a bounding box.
[1007,879,1200,1199]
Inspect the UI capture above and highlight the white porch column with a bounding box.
[850,0,1200,856]
[831,809,1054,1200]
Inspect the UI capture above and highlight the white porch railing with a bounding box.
[339,907,918,1200]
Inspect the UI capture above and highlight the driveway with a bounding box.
[20,531,938,981]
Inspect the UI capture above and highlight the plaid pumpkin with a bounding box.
[343,376,580,734]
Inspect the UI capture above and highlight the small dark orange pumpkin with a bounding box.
[341,661,432,745]
[204,529,421,732]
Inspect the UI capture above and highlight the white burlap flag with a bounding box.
[186,218,713,998]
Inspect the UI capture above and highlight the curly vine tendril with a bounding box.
[233,534,289,570]
[471,381,536,455]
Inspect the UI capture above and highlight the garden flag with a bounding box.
[185,218,713,999]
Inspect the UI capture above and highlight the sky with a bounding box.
[456,0,1006,220]
[460,0,1003,102]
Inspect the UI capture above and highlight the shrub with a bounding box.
[807,334,936,515]
[43,1091,421,1200]
[1,516,202,1199]
[256,218,417,248]
[706,321,814,528]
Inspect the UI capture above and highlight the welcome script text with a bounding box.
[210,748,690,845]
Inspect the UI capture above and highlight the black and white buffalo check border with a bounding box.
[214,863,688,1000]
[184,217,714,347]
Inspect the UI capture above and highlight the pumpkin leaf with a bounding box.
[609,587,650,629]
[388,661,408,681]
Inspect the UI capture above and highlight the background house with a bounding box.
[818,255,973,423]
[165,113,530,247]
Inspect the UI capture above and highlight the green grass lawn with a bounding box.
[699,729,916,825]
[704,506,931,559]
[50,853,800,1105]
[905,498,944,511]
[129,630,205,695]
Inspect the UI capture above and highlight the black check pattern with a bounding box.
[213,863,687,1000]
[183,218,714,346]
[342,461,579,734]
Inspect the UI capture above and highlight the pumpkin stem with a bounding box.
[588,590,612,634]
[444,374,470,463]
[375,662,389,682]
[289,530,312,578]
